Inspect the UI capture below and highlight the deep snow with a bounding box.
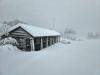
[0,39,100,75]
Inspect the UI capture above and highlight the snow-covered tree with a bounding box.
[0,24,11,35]
[0,19,27,35]
[87,32,100,39]
[64,28,77,40]
[3,19,27,26]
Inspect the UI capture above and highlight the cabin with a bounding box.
[1,24,60,51]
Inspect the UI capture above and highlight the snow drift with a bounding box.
[0,39,100,75]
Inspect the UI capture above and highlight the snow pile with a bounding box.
[0,39,100,75]
[0,44,20,53]
[0,37,18,45]
[60,38,71,44]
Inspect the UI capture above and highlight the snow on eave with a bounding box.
[8,23,60,37]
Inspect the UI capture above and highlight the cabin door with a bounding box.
[26,38,31,51]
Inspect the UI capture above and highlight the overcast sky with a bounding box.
[0,0,100,36]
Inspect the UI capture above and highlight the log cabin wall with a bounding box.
[1,27,60,51]
[9,27,33,51]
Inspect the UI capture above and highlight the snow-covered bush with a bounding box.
[60,40,71,44]
[0,37,18,46]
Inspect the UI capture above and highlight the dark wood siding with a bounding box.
[9,27,31,37]
[9,27,32,51]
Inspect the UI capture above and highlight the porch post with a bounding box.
[53,37,55,44]
[57,36,59,42]
[30,38,35,51]
[58,36,60,42]
[52,37,54,44]
[56,36,57,43]
[40,38,43,49]
[46,37,48,47]
[50,37,52,45]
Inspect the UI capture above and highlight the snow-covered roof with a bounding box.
[8,23,60,37]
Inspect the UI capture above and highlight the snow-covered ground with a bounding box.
[0,39,100,75]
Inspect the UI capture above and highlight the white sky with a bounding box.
[0,0,100,36]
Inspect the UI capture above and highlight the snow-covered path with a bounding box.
[0,40,100,75]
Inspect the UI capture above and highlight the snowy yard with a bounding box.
[0,39,100,75]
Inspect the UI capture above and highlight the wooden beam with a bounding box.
[30,38,35,51]
[13,30,27,34]
[56,36,58,42]
[40,38,43,49]
[57,37,58,42]
[11,33,29,36]
[50,37,52,45]
[46,37,48,47]
[58,36,60,42]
